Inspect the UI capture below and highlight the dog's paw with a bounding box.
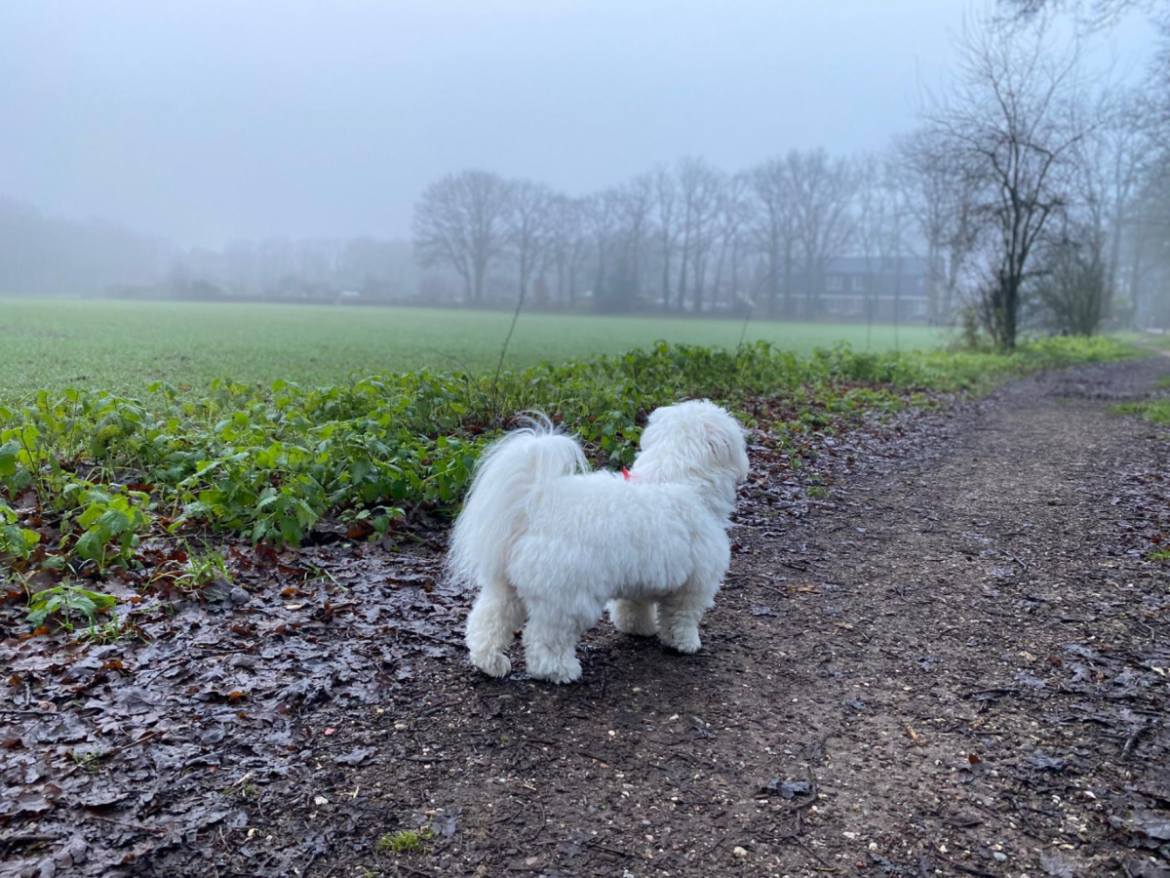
[528,654,582,685]
[609,601,658,637]
[660,628,702,654]
[471,650,512,678]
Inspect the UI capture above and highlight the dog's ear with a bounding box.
[703,417,749,479]
[703,420,732,457]
[702,418,741,463]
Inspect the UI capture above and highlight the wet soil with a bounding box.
[4,357,1170,878]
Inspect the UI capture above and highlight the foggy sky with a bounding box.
[0,1,1156,248]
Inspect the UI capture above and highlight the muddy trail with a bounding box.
[5,357,1170,878]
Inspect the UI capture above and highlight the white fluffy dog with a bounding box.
[447,400,749,684]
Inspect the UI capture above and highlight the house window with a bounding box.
[826,274,844,292]
[851,275,866,292]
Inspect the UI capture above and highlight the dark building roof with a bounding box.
[823,256,931,275]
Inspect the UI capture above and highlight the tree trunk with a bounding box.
[661,247,672,312]
[782,240,794,318]
[473,263,485,303]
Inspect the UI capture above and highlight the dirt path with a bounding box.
[267,357,1170,878]
[6,358,1170,878]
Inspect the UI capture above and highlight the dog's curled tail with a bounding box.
[447,413,588,588]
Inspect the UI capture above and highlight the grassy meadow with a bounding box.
[0,297,945,398]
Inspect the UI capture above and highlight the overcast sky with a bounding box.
[0,1,1157,247]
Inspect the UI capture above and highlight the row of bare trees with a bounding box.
[414,150,933,319]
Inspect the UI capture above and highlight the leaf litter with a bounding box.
[3,359,1170,876]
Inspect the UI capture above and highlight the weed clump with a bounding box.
[376,827,435,854]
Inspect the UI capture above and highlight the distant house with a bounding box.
[789,256,936,322]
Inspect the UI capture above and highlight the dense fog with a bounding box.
[1,1,1167,333]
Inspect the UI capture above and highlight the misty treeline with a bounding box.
[412,16,1170,347]
[0,198,169,295]
[164,238,418,303]
[0,202,423,303]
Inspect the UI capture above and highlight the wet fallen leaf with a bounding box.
[760,778,812,798]
[333,747,375,766]
[1039,850,1077,877]
[1120,810,1170,841]
[1126,858,1170,878]
[1028,750,1074,772]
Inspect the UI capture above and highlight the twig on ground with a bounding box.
[84,813,166,835]
[1122,721,1148,759]
[795,838,838,873]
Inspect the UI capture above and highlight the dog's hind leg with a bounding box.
[466,576,525,678]
[658,574,719,655]
[522,597,600,684]
[608,599,658,636]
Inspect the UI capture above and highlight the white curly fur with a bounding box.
[447,401,748,683]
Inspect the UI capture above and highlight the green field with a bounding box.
[0,297,944,398]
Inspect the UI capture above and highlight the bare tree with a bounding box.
[1074,90,1156,323]
[413,169,512,304]
[787,149,857,317]
[894,129,983,323]
[748,157,798,317]
[1129,149,1170,324]
[548,195,591,308]
[710,172,752,311]
[675,157,724,312]
[605,174,655,311]
[925,14,1091,349]
[507,179,553,306]
[653,165,679,311]
[584,189,622,311]
[855,154,890,331]
[1001,0,1160,26]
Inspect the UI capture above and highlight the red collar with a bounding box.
[622,467,633,481]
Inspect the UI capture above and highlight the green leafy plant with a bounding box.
[151,544,233,591]
[0,498,40,560]
[27,583,117,631]
[65,487,152,572]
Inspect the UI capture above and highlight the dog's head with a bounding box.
[637,400,749,485]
